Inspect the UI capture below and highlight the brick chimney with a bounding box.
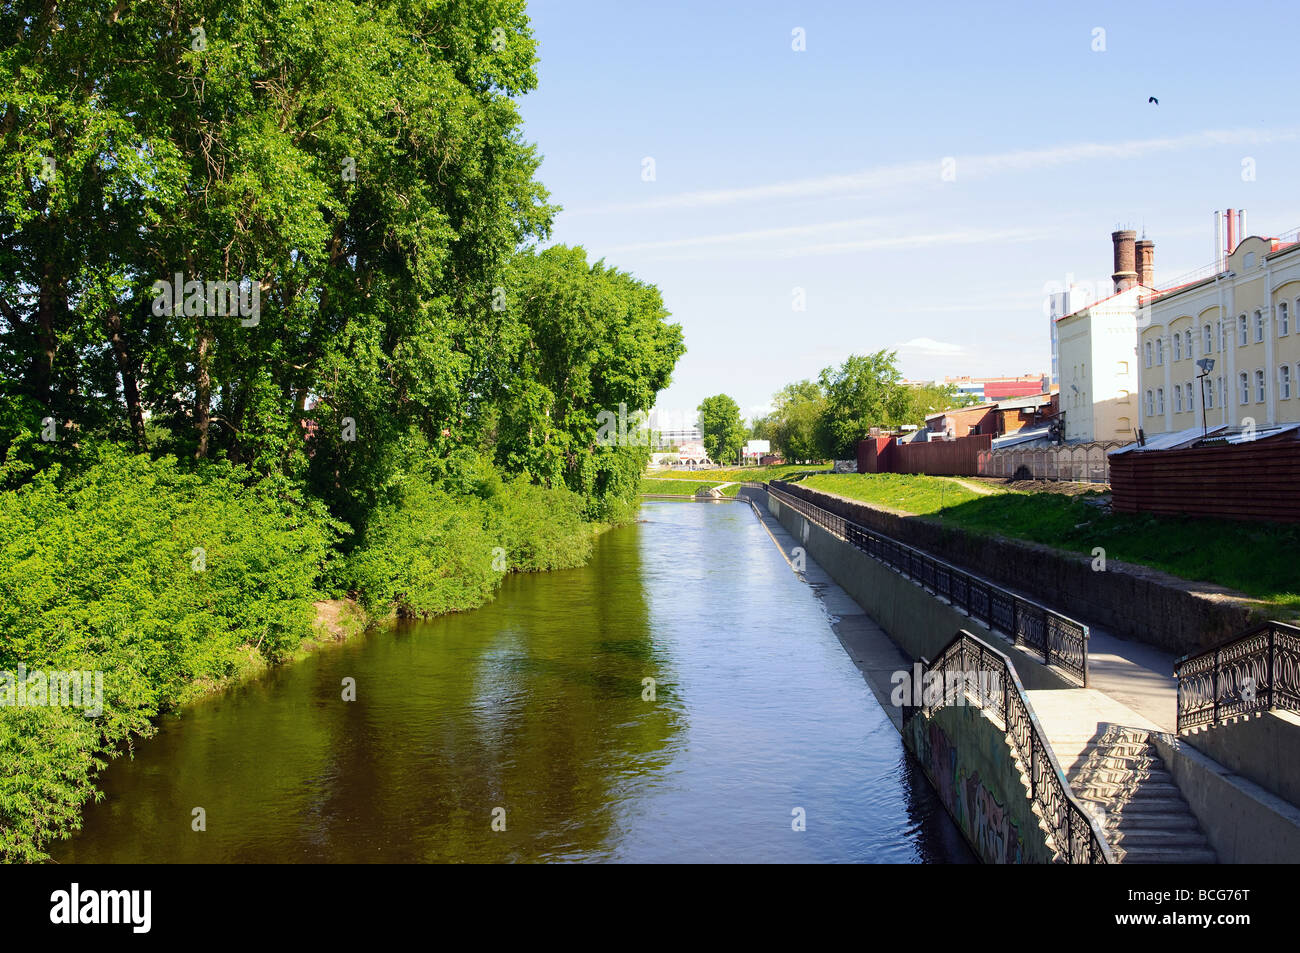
[1111,229,1137,292]
[1135,239,1154,288]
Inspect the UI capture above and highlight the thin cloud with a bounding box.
[896,337,967,356]
[603,217,883,254]
[635,226,1050,262]
[568,127,1300,216]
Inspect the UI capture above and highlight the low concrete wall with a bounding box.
[1153,733,1300,864]
[768,492,1074,690]
[771,480,1261,656]
[1183,710,1300,809]
[906,703,1055,864]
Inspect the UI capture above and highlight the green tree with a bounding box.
[816,351,911,457]
[697,394,746,465]
[768,379,828,462]
[899,382,972,427]
[490,246,685,521]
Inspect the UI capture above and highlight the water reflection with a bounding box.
[54,500,971,863]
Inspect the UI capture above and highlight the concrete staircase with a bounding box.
[1056,725,1217,864]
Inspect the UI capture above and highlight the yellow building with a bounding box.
[1138,232,1300,435]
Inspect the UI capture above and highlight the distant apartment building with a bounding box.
[652,427,703,450]
[940,374,1049,402]
[925,393,1055,440]
[1138,210,1300,436]
[1054,230,1152,443]
[1048,284,1093,388]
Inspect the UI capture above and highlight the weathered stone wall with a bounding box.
[770,481,1261,656]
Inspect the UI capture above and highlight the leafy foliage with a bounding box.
[0,2,684,862]
[0,449,341,861]
[697,394,746,465]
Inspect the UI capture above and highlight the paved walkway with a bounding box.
[740,485,1178,733]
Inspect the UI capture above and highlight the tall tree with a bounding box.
[697,394,746,465]
[768,379,827,462]
[491,246,685,520]
[816,350,911,457]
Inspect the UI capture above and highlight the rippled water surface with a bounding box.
[55,500,973,863]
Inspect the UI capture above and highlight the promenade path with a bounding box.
[736,485,1214,861]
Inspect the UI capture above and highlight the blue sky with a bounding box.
[516,0,1300,424]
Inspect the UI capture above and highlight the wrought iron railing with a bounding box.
[903,630,1113,864]
[1173,620,1300,732]
[766,483,1089,685]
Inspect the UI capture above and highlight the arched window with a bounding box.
[1174,384,1183,413]
[1144,341,1152,367]
[1156,388,1165,414]
[1204,323,1213,352]
[1255,369,1266,403]
[1240,372,1250,404]
[1174,333,1182,361]
[1206,377,1215,409]
[1256,310,1266,343]
[1281,365,1292,401]
[1156,338,1164,365]
[1281,302,1290,337]
[1145,390,1154,416]
[1239,314,1249,346]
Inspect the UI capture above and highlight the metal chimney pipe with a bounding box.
[1227,208,1236,254]
[1239,209,1247,242]
[1215,210,1223,269]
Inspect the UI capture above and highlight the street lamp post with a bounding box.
[1196,357,1215,438]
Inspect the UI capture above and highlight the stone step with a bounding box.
[1080,794,1190,814]
[1070,768,1173,789]
[1114,844,1218,864]
[1068,751,1166,770]
[1074,780,1183,801]
[1105,811,1201,832]
[1108,827,1211,848]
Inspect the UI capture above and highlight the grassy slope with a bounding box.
[794,473,1300,612]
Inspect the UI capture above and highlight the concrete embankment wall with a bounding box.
[1153,732,1300,864]
[1183,709,1300,810]
[770,480,1260,656]
[767,490,1074,690]
[906,703,1055,864]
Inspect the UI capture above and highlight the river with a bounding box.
[53,499,973,863]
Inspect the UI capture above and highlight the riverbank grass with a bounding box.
[794,473,1300,612]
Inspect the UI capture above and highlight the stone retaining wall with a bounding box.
[770,481,1261,656]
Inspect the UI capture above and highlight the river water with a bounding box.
[53,500,972,863]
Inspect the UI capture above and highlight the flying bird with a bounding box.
[1148,96,1159,105]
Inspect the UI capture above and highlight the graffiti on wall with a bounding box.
[911,715,1029,864]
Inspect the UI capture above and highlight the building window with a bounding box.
[1174,384,1183,413]
[1281,365,1292,401]
[1219,320,1227,351]
[1204,323,1213,352]
[1255,369,1266,403]
[1281,302,1290,337]
[1156,338,1164,365]
[1240,372,1250,404]
[1144,341,1153,367]
[1173,333,1182,361]
[1145,390,1154,416]
[1156,388,1164,415]
[1256,310,1266,343]
[1185,330,1193,358]
[1239,314,1249,346]
[1206,377,1214,410]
